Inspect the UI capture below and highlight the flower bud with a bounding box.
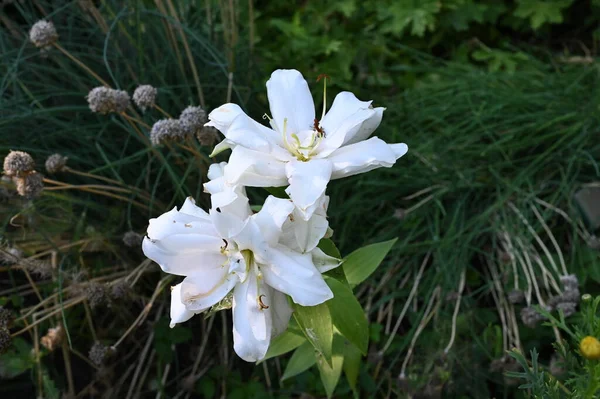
[133,85,157,112]
[87,87,130,114]
[3,151,35,177]
[29,20,58,49]
[580,336,600,360]
[45,154,68,174]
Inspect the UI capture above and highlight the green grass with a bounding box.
[1,1,600,398]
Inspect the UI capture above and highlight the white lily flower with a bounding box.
[143,195,334,362]
[206,69,408,219]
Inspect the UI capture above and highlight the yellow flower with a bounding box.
[580,336,600,360]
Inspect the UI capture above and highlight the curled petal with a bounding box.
[266,69,315,136]
[170,283,195,327]
[251,195,295,247]
[204,162,251,220]
[311,247,342,273]
[329,137,408,180]
[285,159,332,220]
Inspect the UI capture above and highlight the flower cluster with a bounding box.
[142,69,408,361]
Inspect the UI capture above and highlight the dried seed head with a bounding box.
[179,106,207,136]
[40,325,63,351]
[132,85,157,112]
[87,87,130,114]
[150,119,184,145]
[122,231,143,248]
[0,307,12,328]
[29,20,58,49]
[561,289,581,304]
[15,171,44,199]
[196,126,219,147]
[560,274,579,291]
[520,306,546,328]
[0,327,11,354]
[507,289,525,305]
[0,247,23,265]
[109,280,130,299]
[556,302,577,317]
[89,342,109,366]
[45,154,68,174]
[85,283,108,308]
[20,259,53,279]
[3,151,35,177]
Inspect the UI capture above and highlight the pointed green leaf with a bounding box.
[317,238,341,259]
[342,340,362,394]
[260,330,306,363]
[343,238,397,286]
[281,341,317,381]
[324,277,369,354]
[293,302,333,365]
[316,334,345,398]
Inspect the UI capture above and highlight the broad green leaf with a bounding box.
[316,334,345,398]
[343,238,397,286]
[260,330,306,363]
[342,340,362,395]
[324,277,369,354]
[293,302,333,365]
[281,341,317,381]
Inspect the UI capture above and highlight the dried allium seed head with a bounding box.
[40,325,63,351]
[520,306,546,328]
[87,87,130,114]
[0,247,22,266]
[89,342,109,366]
[179,106,207,136]
[21,259,53,279]
[122,231,143,248]
[15,171,44,199]
[196,126,219,147]
[0,307,12,328]
[507,289,525,305]
[556,302,577,317]
[132,85,157,112]
[150,119,184,145]
[560,274,579,291]
[561,289,580,304]
[85,283,108,308]
[45,154,68,174]
[109,280,130,299]
[29,20,58,49]
[3,151,35,177]
[0,327,11,354]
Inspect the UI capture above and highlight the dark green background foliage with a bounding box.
[1,0,599,398]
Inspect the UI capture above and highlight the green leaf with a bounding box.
[318,238,341,259]
[260,330,306,363]
[514,0,573,30]
[343,238,397,286]
[316,334,345,398]
[324,277,369,354]
[281,341,317,381]
[342,340,362,394]
[293,302,333,365]
[264,186,288,199]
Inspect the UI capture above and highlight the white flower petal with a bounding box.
[251,195,295,247]
[266,69,315,135]
[179,197,211,221]
[311,247,342,273]
[344,106,384,146]
[169,283,195,327]
[209,208,247,240]
[224,146,288,187]
[181,268,238,311]
[205,162,251,220]
[146,204,216,242]
[206,103,279,152]
[280,195,329,253]
[285,159,332,220]
[261,245,333,306]
[317,92,379,156]
[209,139,233,157]
[142,236,226,276]
[329,137,408,180]
[232,267,272,362]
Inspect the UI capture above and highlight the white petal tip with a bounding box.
[392,143,409,159]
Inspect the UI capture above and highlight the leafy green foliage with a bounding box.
[293,302,334,365]
[342,238,397,286]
